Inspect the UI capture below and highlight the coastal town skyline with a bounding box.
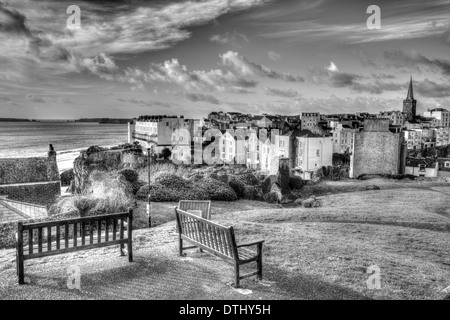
[1,0,450,120]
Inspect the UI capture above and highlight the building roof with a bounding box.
[405,157,437,168]
[286,129,322,138]
[406,76,414,100]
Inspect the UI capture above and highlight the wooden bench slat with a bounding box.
[65,224,69,249]
[47,226,51,252]
[28,230,33,254]
[56,226,60,250]
[89,222,94,245]
[38,228,43,253]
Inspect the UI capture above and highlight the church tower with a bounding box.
[403,76,417,121]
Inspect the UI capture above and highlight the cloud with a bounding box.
[220,51,304,82]
[326,62,339,72]
[184,93,220,104]
[115,56,257,92]
[308,62,361,88]
[264,87,299,98]
[384,50,450,77]
[267,51,281,62]
[210,31,249,46]
[25,94,46,103]
[309,61,404,94]
[414,79,450,98]
[79,53,118,80]
[118,98,173,108]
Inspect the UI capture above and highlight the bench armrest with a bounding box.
[236,239,264,248]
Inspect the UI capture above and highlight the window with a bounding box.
[419,164,426,172]
[166,122,169,126]
[316,149,320,157]
[445,162,450,168]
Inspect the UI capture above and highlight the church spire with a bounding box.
[406,76,414,100]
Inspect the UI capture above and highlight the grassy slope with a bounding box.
[1,179,449,300]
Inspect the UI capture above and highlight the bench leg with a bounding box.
[179,237,183,256]
[17,256,24,285]
[257,243,263,280]
[234,263,240,288]
[120,243,125,256]
[127,240,133,262]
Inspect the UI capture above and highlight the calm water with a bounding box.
[0,122,128,158]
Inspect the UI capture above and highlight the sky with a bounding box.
[0,0,450,119]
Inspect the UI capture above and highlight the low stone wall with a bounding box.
[0,182,61,206]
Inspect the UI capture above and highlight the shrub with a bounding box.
[288,176,303,190]
[195,178,237,201]
[154,172,192,190]
[236,173,260,186]
[149,183,180,202]
[60,169,74,187]
[261,175,277,194]
[229,178,245,198]
[136,184,150,200]
[118,169,139,184]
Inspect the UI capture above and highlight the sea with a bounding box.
[0,121,128,172]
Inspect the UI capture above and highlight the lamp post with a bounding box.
[147,147,151,228]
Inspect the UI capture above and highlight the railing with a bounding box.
[133,132,157,141]
[0,197,47,220]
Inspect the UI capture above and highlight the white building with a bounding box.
[423,108,450,127]
[300,112,320,130]
[330,124,358,154]
[432,127,450,147]
[378,111,406,126]
[293,131,333,180]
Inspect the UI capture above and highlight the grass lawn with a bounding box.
[1,179,449,300]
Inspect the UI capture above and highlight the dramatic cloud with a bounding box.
[220,51,304,82]
[308,62,361,88]
[264,87,299,98]
[210,31,249,46]
[384,50,450,77]
[414,79,450,98]
[184,93,220,105]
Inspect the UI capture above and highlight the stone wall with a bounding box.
[0,157,59,184]
[0,182,61,206]
[350,131,404,178]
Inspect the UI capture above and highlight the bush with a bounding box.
[136,184,150,200]
[60,169,74,187]
[154,172,193,190]
[149,183,181,202]
[288,176,303,190]
[261,175,277,194]
[118,169,139,184]
[195,178,237,201]
[236,173,260,186]
[229,178,246,198]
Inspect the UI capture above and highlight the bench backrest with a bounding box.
[17,209,132,259]
[175,207,236,260]
[178,200,211,220]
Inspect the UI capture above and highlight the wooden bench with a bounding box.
[16,209,133,285]
[178,200,211,220]
[175,207,264,287]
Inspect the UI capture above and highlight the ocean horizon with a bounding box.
[0,121,128,172]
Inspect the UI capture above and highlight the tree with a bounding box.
[161,147,172,160]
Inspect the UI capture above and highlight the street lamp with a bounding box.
[147,147,152,228]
